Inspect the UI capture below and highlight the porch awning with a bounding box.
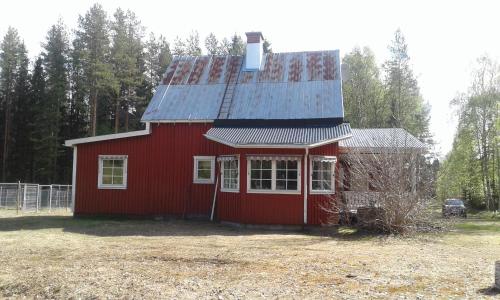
[311,156,337,162]
[204,123,352,148]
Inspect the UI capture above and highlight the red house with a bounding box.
[65,32,425,225]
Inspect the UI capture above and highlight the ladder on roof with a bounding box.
[217,57,244,119]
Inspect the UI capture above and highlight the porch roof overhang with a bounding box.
[204,123,352,149]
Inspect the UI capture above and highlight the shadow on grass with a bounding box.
[0,214,372,241]
[477,286,500,296]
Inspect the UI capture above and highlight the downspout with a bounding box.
[304,147,309,225]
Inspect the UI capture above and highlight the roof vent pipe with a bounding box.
[245,32,264,70]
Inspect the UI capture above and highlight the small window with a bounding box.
[193,156,215,184]
[221,157,239,192]
[310,157,336,194]
[98,155,127,189]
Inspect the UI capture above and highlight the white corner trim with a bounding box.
[71,146,77,212]
[65,123,151,147]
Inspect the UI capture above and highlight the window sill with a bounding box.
[193,180,214,184]
[221,189,240,193]
[310,190,335,195]
[98,185,127,190]
[247,189,301,195]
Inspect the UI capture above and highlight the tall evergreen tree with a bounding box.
[74,3,115,136]
[184,31,202,56]
[144,33,171,97]
[0,27,24,181]
[204,33,219,55]
[110,8,144,132]
[42,20,71,182]
[383,29,430,139]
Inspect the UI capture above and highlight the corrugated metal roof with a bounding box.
[142,50,343,121]
[339,128,427,149]
[204,123,352,147]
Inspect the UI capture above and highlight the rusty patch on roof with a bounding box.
[258,54,274,82]
[187,57,209,84]
[270,54,284,82]
[162,60,179,84]
[239,71,255,84]
[307,52,322,81]
[224,56,242,83]
[288,54,303,82]
[208,56,226,84]
[323,52,337,80]
[171,60,193,85]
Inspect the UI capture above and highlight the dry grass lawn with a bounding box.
[0,210,499,299]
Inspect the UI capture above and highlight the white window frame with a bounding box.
[193,156,216,184]
[309,156,336,194]
[220,156,240,192]
[247,157,301,195]
[98,155,128,189]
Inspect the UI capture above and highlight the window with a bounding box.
[310,156,336,194]
[221,157,239,192]
[98,155,127,189]
[247,156,301,194]
[193,156,215,184]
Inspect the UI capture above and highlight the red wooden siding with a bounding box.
[75,123,340,225]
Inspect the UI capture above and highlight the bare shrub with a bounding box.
[331,147,435,234]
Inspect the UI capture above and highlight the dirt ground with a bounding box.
[0,210,498,299]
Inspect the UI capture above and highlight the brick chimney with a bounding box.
[245,32,264,70]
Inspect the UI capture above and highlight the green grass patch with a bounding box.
[455,221,500,232]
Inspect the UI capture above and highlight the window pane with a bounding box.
[312,171,319,180]
[287,160,297,169]
[230,160,238,169]
[223,179,231,188]
[114,160,124,168]
[287,170,297,180]
[322,180,331,191]
[198,169,211,179]
[262,170,272,180]
[262,160,272,169]
[312,180,321,190]
[113,167,123,177]
[287,180,297,190]
[261,180,272,189]
[103,160,113,168]
[322,171,330,181]
[113,176,123,185]
[323,162,331,171]
[251,170,260,180]
[223,170,231,178]
[198,160,211,170]
[276,180,286,190]
[312,161,320,171]
[251,180,260,189]
[230,179,238,188]
[102,176,112,184]
[223,161,230,169]
[103,167,113,176]
[230,170,238,178]
[276,160,286,169]
[276,170,286,179]
[251,160,261,169]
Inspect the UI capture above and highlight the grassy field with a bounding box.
[0,210,499,299]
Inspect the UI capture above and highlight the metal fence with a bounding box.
[0,183,72,212]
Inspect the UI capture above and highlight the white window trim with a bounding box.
[193,156,216,184]
[309,156,336,194]
[246,158,302,195]
[220,157,240,193]
[98,155,128,190]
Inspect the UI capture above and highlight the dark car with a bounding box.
[442,199,467,218]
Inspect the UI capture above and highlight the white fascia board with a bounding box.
[65,123,151,147]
